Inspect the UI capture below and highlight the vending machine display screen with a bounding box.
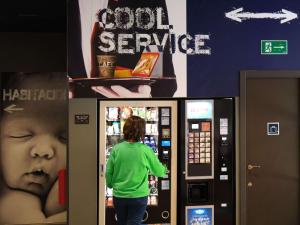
[187,101,213,119]
[161,140,171,147]
[186,206,213,225]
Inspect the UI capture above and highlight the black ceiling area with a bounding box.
[0,0,66,32]
[0,0,67,71]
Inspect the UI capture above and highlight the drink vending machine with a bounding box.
[178,99,235,225]
[98,100,178,225]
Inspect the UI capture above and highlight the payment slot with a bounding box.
[179,99,235,225]
[99,100,177,225]
[213,99,235,225]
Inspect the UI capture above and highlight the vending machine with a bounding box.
[98,100,178,225]
[178,99,235,225]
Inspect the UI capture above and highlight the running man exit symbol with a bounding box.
[261,40,288,55]
[267,122,280,135]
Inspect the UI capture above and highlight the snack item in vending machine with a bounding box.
[132,107,139,116]
[108,107,119,120]
[146,109,151,121]
[150,108,158,120]
[112,121,120,135]
[151,124,158,134]
[146,123,152,135]
[121,107,133,119]
[107,125,114,135]
[137,107,146,118]
[150,196,158,205]
[149,136,156,151]
[144,136,149,146]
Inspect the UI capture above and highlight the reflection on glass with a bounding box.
[105,106,160,207]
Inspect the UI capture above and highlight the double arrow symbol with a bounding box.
[226,8,298,24]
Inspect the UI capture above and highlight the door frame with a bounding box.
[240,70,300,225]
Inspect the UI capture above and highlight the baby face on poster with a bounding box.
[0,74,67,197]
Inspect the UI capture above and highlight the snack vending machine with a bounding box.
[179,99,235,225]
[98,100,177,225]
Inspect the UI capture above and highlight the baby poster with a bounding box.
[0,72,67,224]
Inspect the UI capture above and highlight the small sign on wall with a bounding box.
[267,122,280,135]
[261,40,288,55]
[75,114,90,124]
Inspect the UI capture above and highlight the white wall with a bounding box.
[166,0,187,97]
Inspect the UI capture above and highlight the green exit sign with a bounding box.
[261,40,288,55]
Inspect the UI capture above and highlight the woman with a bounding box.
[105,116,167,225]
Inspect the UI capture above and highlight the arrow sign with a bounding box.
[4,104,24,114]
[225,8,298,24]
[261,40,288,55]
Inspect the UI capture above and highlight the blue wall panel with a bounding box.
[187,0,300,97]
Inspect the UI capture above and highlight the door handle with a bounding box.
[248,164,261,170]
[100,164,104,177]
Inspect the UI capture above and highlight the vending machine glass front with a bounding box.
[105,106,160,207]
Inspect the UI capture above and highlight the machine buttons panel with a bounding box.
[188,121,212,164]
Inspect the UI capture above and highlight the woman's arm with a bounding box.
[105,149,115,188]
[144,146,167,177]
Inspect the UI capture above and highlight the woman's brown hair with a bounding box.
[123,116,145,142]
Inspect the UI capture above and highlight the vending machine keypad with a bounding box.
[188,122,212,164]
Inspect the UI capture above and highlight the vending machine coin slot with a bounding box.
[221,136,229,146]
[162,150,169,160]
